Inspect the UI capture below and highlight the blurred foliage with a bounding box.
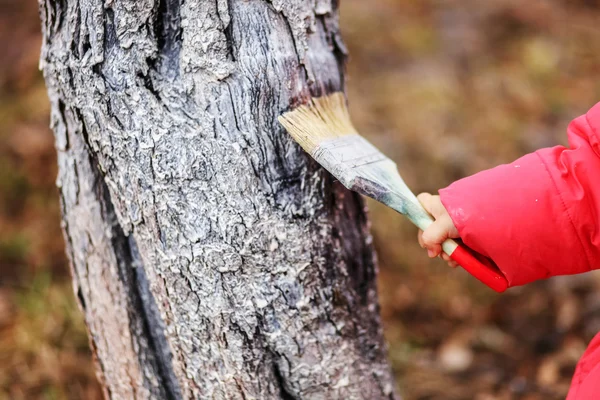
[342,0,600,399]
[1,0,600,399]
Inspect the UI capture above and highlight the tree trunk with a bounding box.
[39,0,396,398]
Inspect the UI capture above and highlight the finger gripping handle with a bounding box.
[449,245,508,293]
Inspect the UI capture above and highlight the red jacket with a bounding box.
[440,102,600,399]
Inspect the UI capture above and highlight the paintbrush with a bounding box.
[278,93,508,293]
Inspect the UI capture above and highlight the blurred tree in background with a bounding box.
[1,0,600,399]
[0,1,101,399]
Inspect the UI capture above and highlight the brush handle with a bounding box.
[443,239,508,293]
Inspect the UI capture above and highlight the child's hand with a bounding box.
[417,193,460,268]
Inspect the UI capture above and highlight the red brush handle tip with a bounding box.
[450,246,508,293]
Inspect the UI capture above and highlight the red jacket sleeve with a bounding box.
[439,102,600,287]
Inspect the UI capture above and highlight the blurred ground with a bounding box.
[0,1,101,399]
[343,1,600,399]
[1,0,600,399]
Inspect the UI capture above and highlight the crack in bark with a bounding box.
[154,0,182,79]
[43,0,66,39]
[138,68,161,102]
[315,12,347,93]
[130,238,184,400]
[70,6,82,59]
[96,172,183,400]
[273,361,296,400]
[276,6,310,90]
[217,0,236,62]
[103,7,119,53]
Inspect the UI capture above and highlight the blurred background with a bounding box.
[1,0,600,399]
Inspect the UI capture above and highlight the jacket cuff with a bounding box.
[439,150,585,287]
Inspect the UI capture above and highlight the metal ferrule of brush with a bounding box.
[312,135,453,252]
[312,135,388,188]
[313,135,423,215]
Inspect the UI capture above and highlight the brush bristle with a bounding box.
[278,92,359,154]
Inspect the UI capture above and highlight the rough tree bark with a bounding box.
[39,0,397,398]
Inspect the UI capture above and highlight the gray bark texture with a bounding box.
[39,0,397,399]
